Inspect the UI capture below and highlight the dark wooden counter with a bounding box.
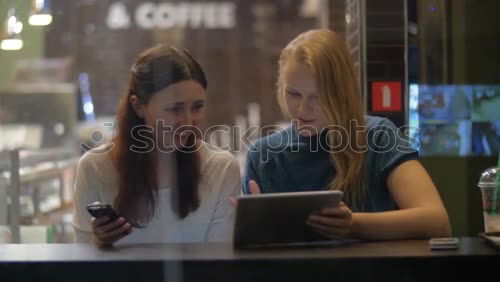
[1,237,499,281]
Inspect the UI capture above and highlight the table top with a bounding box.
[1,237,498,263]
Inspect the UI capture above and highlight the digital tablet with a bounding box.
[233,190,343,247]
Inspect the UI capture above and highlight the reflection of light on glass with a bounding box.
[54,123,65,136]
[482,135,492,155]
[12,20,23,34]
[300,0,320,18]
[1,9,24,51]
[83,102,94,114]
[409,105,420,149]
[345,14,351,24]
[248,103,260,128]
[493,122,500,135]
[458,121,472,156]
[6,11,24,34]
[409,84,419,110]
[35,0,45,10]
[408,84,420,150]
[29,0,53,26]
[79,73,96,122]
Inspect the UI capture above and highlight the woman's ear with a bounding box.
[129,95,145,119]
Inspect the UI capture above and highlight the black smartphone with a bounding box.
[86,201,119,221]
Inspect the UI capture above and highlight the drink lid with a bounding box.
[478,167,500,188]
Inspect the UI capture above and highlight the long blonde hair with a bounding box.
[277,29,367,210]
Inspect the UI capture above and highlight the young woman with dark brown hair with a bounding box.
[72,46,240,246]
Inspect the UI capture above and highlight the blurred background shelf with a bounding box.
[0,148,78,243]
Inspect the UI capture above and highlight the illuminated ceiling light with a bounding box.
[0,38,23,50]
[29,13,53,26]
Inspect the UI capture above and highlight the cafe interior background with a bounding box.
[0,0,499,243]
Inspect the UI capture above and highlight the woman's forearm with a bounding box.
[350,208,452,240]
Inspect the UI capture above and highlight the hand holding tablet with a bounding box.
[233,182,344,247]
[306,201,353,240]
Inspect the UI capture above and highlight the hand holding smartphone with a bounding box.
[86,201,133,246]
[86,202,120,221]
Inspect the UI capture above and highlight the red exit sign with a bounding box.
[372,81,402,112]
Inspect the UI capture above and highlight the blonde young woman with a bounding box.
[243,29,451,240]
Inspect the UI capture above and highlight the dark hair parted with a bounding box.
[110,45,207,226]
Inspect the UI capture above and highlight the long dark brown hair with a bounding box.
[110,45,207,226]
